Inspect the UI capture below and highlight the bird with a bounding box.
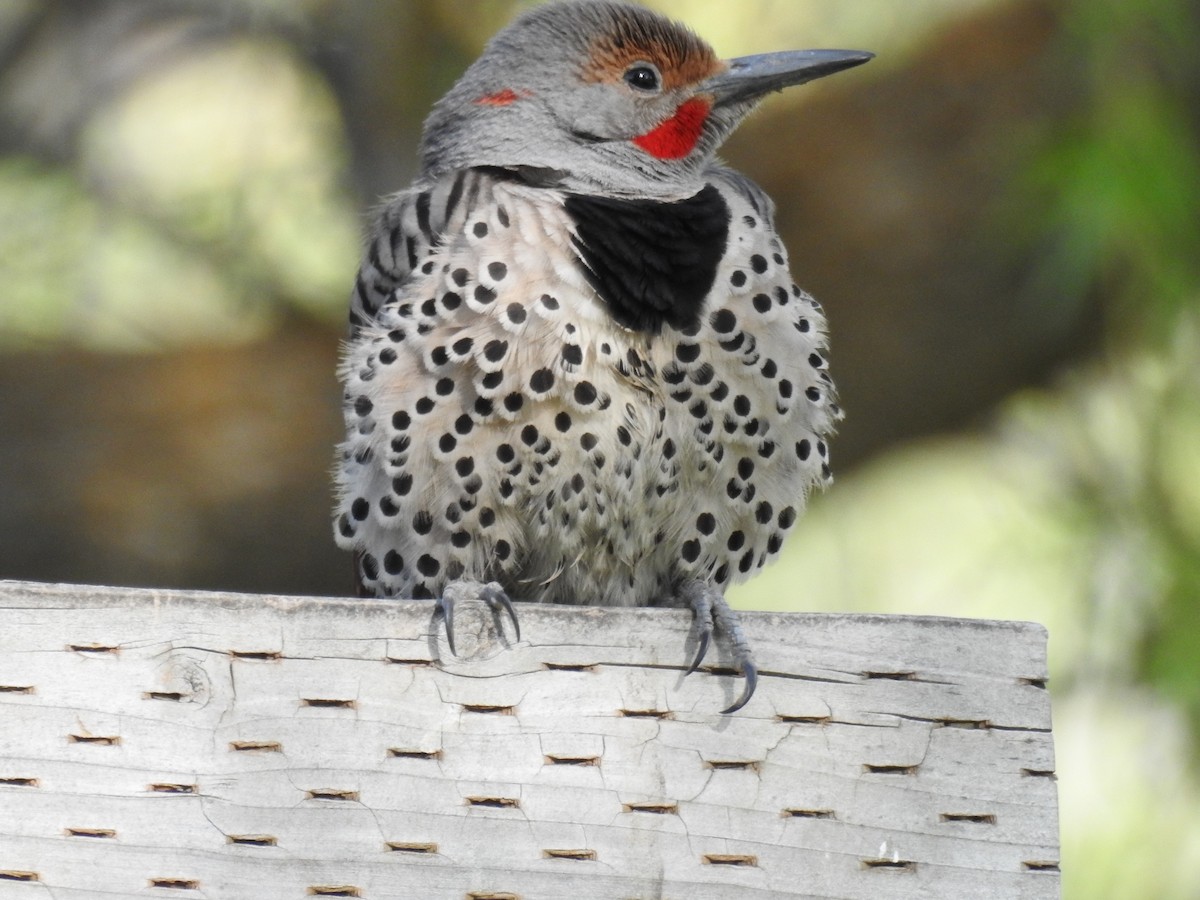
[334,0,871,713]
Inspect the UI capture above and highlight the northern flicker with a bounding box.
[334,0,871,713]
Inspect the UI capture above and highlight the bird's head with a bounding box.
[419,0,873,198]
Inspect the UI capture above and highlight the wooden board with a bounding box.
[0,580,1059,899]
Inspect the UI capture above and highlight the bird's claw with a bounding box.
[434,580,519,655]
[720,657,757,715]
[687,626,711,675]
[681,579,759,714]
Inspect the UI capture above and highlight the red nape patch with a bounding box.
[632,97,711,160]
[475,88,526,106]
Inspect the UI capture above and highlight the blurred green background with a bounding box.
[1,0,1198,894]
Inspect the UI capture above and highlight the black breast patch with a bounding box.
[565,184,730,334]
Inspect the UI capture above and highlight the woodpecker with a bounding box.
[334,0,871,713]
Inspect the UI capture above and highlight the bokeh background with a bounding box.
[2,0,1198,894]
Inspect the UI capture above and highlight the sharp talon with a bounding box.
[720,659,757,715]
[482,584,521,642]
[435,595,457,656]
[687,629,710,675]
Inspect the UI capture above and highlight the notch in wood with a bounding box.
[0,871,39,882]
[545,755,599,767]
[69,644,119,654]
[863,670,915,680]
[1020,677,1048,689]
[229,650,282,661]
[619,709,671,719]
[66,828,116,839]
[703,854,758,867]
[302,698,356,709]
[1024,860,1061,872]
[386,657,433,666]
[466,893,519,900]
[229,835,277,846]
[543,848,596,861]
[783,808,835,819]
[461,704,514,715]
[388,748,441,760]
[466,796,519,809]
[0,777,38,788]
[863,763,918,775]
[862,858,917,871]
[150,879,200,890]
[306,789,359,802]
[144,691,185,702]
[941,812,997,825]
[706,760,759,771]
[229,741,282,753]
[542,662,596,672]
[777,713,831,725]
[307,887,360,897]
[623,802,677,815]
[1021,768,1057,779]
[386,842,438,854]
[69,734,120,746]
[0,685,34,694]
[939,718,992,729]
[149,783,197,794]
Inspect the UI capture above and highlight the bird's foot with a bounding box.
[435,580,520,656]
[679,579,758,714]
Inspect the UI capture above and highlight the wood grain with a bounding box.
[0,580,1059,899]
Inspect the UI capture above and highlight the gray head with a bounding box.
[419,1,872,198]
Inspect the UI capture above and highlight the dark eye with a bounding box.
[623,64,661,92]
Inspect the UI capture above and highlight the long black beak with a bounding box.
[705,49,874,108]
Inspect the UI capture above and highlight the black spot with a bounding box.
[778,507,797,529]
[415,397,435,415]
[417,554,440,576]
[555,412,572,432]
[676,343,701,364]
[727,531,745,551]
[689,399,708,419]
[616,426,631,447]
[779,380,794,399]
[430,346,449,367]
[391,434,410,455]
[681,539,701,563]
[487,261,508,280]
[480,507,496,527]
[354,396,373,416]
[481,371,503,390]
[775,286,789,305]
[562,343,583,365]
[755,501,774,525]
[730,270,747,288]
[719,333,745,352]
[360,553,378,581]
[438,433,456,453]
[379,348,397,365]
[383,550,404,574]
[797,318,811,333]
[663,365,686,385]
[392,411,411,431]
[574,381,597,405]
[435,377,454,396]
[529,368,555,393]
[412,511,433,534]
[337,514,354,538]
[662,439,676,460]
[750,254,768,274]
[455,457,475,477]
[564,184,730,334]
[767,534,783,554]
[442,291,462,311]
[483,339,508,362]
[711,382,729,402]
[753,293,772,314]
[696,512,716,535]
[421,298,437,317]
[571,472,585,493]
[350,498,369,521]
[499,479,514,498]
[737,458,755,480]
[738,550,755,573]
[496,206,510,227]
[472,221,488,238]
[379,496,399,517]
[733,395,751,416]
[758,441,776,459]
[503,392,524,412]
[495,540,512,561]
[452,336,473,356]
[540,294,560,310]
[761,359,778,378]
[412,583,434,600]
[773,252,785,265]
[581,432,598,451]
[445,504,462,525]
[809,353,825,368]
[817,440,828,458]
[497,443,515,463]
[726,478,740,499]
[806,387,821,402]
[691,364,715,385]
[393,474,413,496]
[474,284,496,304]
[452,268,469,286]
[451,530,471,548]
[521,424,539,446]
[797,439,812,460]
[743,215,757,228]
[506,302,527,324]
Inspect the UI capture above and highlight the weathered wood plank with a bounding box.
[0,580,1059,899]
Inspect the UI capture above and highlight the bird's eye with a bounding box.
[623,64,661,92]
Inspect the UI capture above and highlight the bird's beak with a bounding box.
[705,49,874,108]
